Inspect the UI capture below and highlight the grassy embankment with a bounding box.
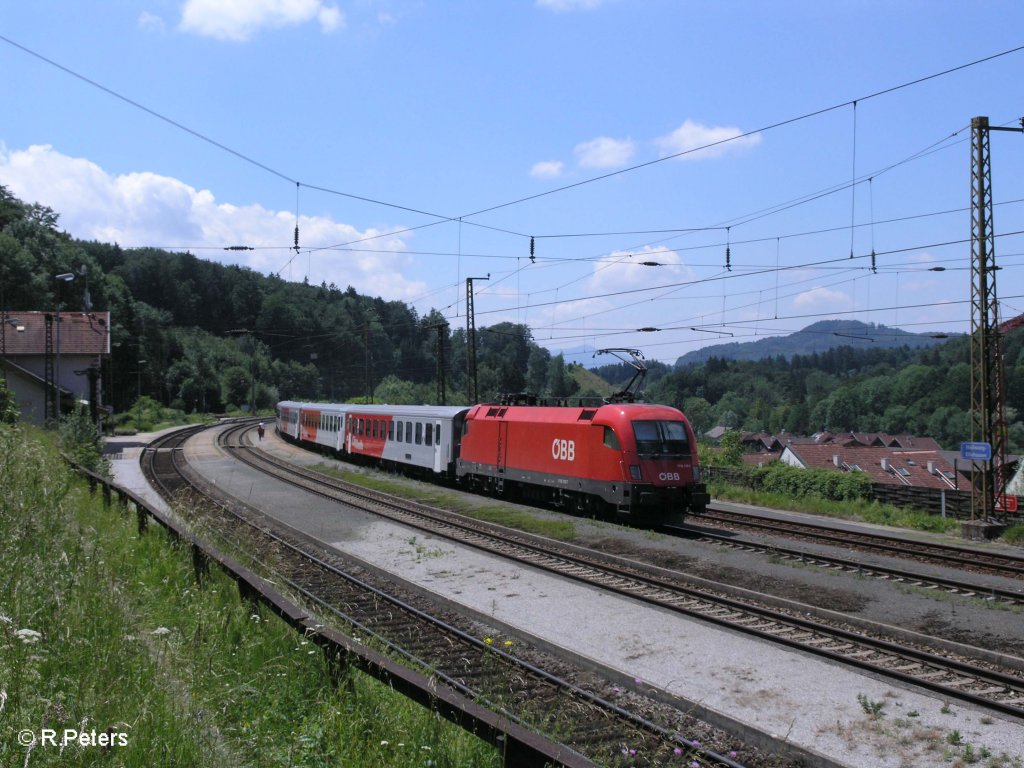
[0,424,499,767]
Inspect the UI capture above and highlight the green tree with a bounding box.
[374,375,418,404]
[681,396,713,437]
[546,354,578,398]
[717,431,744,466]
[221,365,252,410]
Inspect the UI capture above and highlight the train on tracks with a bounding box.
[275,399,708,524]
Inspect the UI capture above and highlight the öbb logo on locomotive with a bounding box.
[551,438,576,461]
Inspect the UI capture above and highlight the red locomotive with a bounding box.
[456,402,706,523]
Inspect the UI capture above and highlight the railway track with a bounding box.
[217,426,1024,723]
[690,506,1024,579]
[141,424,749,768]
[664,523,1024,608]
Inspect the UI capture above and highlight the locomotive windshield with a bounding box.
[632,420,690,457]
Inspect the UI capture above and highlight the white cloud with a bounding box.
[318,5,344,32]
[655,119,761,160]
[536,0,604,11]
[180,0,345,41]
[587,246,694,295]
[0,144,425,301]
[138,11,166,32]
[574,136,635,169]
[793,286,852,309]
[530,160,564,179]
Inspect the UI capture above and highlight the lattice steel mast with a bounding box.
[969,116,1023,520]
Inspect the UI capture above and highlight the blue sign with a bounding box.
[960,441,992,461]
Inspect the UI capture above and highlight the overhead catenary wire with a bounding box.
[4,30,1021,247]
[5,30,1024,369]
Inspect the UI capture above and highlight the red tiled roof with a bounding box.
[782,444,958,489]
[2,311,111,356]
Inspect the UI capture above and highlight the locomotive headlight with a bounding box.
[629,464,642,481]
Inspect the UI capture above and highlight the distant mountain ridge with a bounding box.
[673,320,954,368]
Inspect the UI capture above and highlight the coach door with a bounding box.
[431,420,442,473]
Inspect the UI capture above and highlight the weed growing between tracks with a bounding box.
[827,691,1022,768]
[0,425,500,767]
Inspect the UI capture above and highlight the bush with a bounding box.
[111,396,195,433]
[59,404,110,477]
[742,463,873,502]
[1003,523,1024,546]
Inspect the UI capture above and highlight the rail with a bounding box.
[66,441,594,768]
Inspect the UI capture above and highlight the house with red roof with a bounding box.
[779,442,959,490]
[1,311,111,426]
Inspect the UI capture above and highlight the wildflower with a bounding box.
[15,628,42,644]
[729,751,738,758]
[504,640,513,647]
[673,747,683,756]
[150,627,171,637]
[380,740,389,746]
[484,637,493,645]
[690,739,701,748]
[691,762,701,768]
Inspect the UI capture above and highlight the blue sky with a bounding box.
[2,1,1023,367]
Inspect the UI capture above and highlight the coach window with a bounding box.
[406,421,412,442]
[435,424,441,445]
[388,421,394,440]
[425,424,433,446]
[415,422,423,445]
[603,426,620,450]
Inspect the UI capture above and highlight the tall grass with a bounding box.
[0,424,499,767]
[709,482,963,535]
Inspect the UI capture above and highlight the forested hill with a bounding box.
[673,320,952,368]
[3,185,1023,453]
[0,186,583,414]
